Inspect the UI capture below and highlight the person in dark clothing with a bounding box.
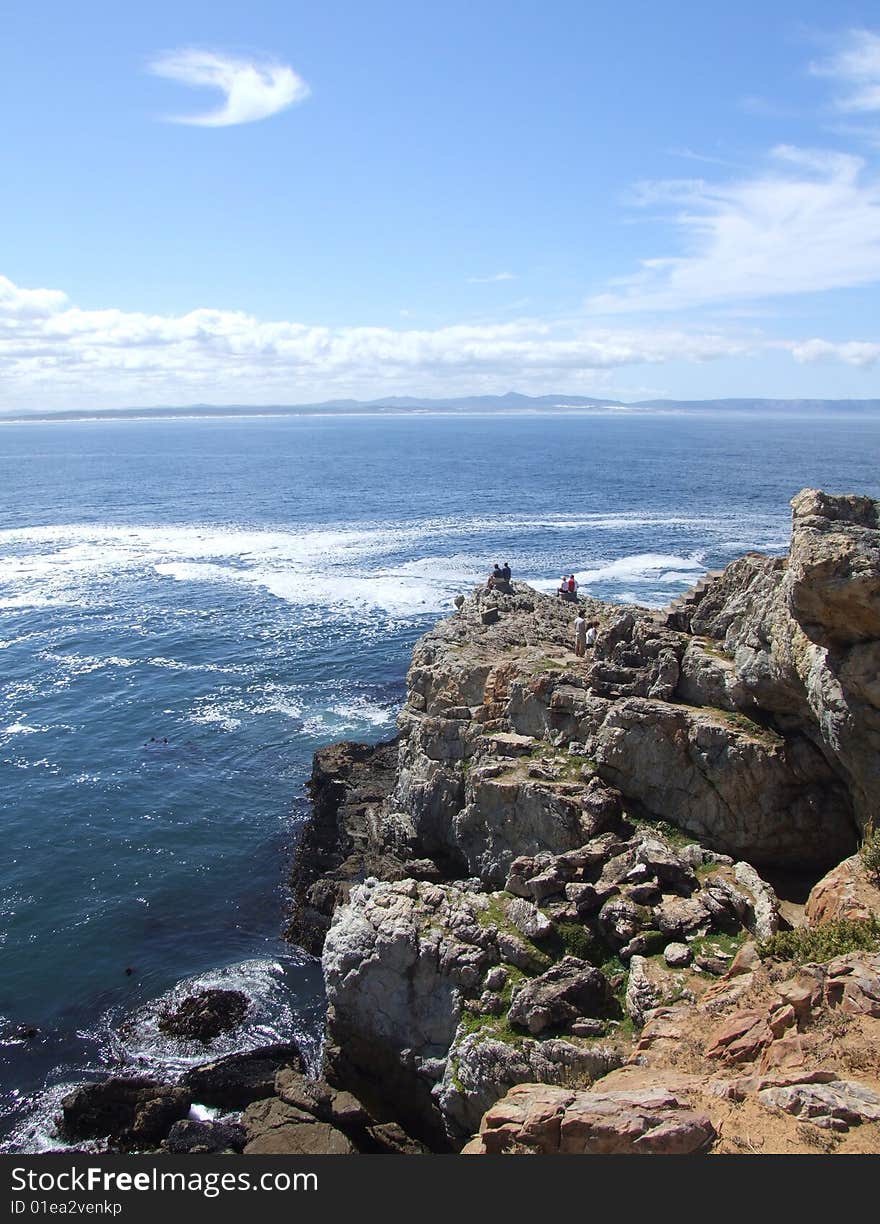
[501,563,511,583]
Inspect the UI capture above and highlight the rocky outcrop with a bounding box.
[468,1081,716,1154]
[60,1078,191,1148]
[291,488,880,1153]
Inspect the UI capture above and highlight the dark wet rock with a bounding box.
[362,1121,429,1154]
[286,738,405,955]
[60,1077,191,1147]
[165,1118,247,1154]
[158,989,249,1043]
[242,1098,357,1155]
[180,1043,305,1109]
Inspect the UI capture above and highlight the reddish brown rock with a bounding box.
[477,1082,715,1155]
[704,1009,774,1064]
[804,856,880,926]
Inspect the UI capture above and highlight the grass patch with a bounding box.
[529,657,569,674]
[687,929,746,960]
[626,816,692,849]
[705,707,784,747]
[757,917,880,963]
[476,894,554,973]
[556,921,601,962]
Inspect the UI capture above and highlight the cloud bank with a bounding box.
[0,274,876,412]
[149,49,310,127]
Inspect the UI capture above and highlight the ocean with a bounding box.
[1,408,879,1150]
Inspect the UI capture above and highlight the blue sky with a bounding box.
[3,1,880,410]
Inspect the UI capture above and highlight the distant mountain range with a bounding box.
[3,392,880,423]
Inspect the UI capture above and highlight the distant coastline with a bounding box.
[3,392,880,425]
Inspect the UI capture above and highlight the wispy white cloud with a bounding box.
[811,29,880,114]
[466,272,516,284]
[148,49,310,127]
[588,144,880,313]
[1,274,875,411]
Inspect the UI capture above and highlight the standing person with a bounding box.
[574,611,587,656]
[584,620,598,649]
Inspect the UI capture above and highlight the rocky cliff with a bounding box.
[290,489,880,1153]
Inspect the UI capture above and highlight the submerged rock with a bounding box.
[158,989,249,1043]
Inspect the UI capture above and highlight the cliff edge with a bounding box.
[290,488,880,1153]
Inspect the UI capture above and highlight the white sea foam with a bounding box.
[103,956,322,1080]
[328,696,395,727]
[0,513,768,621]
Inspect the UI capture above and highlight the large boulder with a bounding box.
[60,1077,191,1147]
[593,697,853,869]
[472,1081,716,1155]
[180,1043,305,1109]
[322,878,494,1146]
[507,957,613,1036]
[436,1033,620,1141]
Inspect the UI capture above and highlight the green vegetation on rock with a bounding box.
[758,916,880,963]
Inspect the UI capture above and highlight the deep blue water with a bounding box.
[1,409,879,1149]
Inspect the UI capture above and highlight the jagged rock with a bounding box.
[625,956,659,1028]
[60,1078,191,1147]
[594,697,852,869]
[485,966,508,992]
[436,1033,620,1140]
[165,1119,247,1154]
[695,955,730,976]
[704,1010,774,1064]
[620,929,667,960]
[505,898,553,939]
[496,931,548,974]
[759,1080,880,1128]
[598,895,651,947]
[292,502,880,1149]
[823,952,880,1017]
[786,489,880,647]
[508,957,612,1035]
[473,1082,715,1155]
[287,738,406,954]
[180,1043,305,1109]
[734,862,782,941]
[364,1122,429,1154]
[634,838,697,894]
[157,989,249,1043]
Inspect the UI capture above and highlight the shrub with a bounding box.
[757,916,880,963]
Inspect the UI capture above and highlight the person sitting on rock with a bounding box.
[501,562,511,584]
[567,574,578,597]
[557,575,568,597]
[486,563,504,590]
